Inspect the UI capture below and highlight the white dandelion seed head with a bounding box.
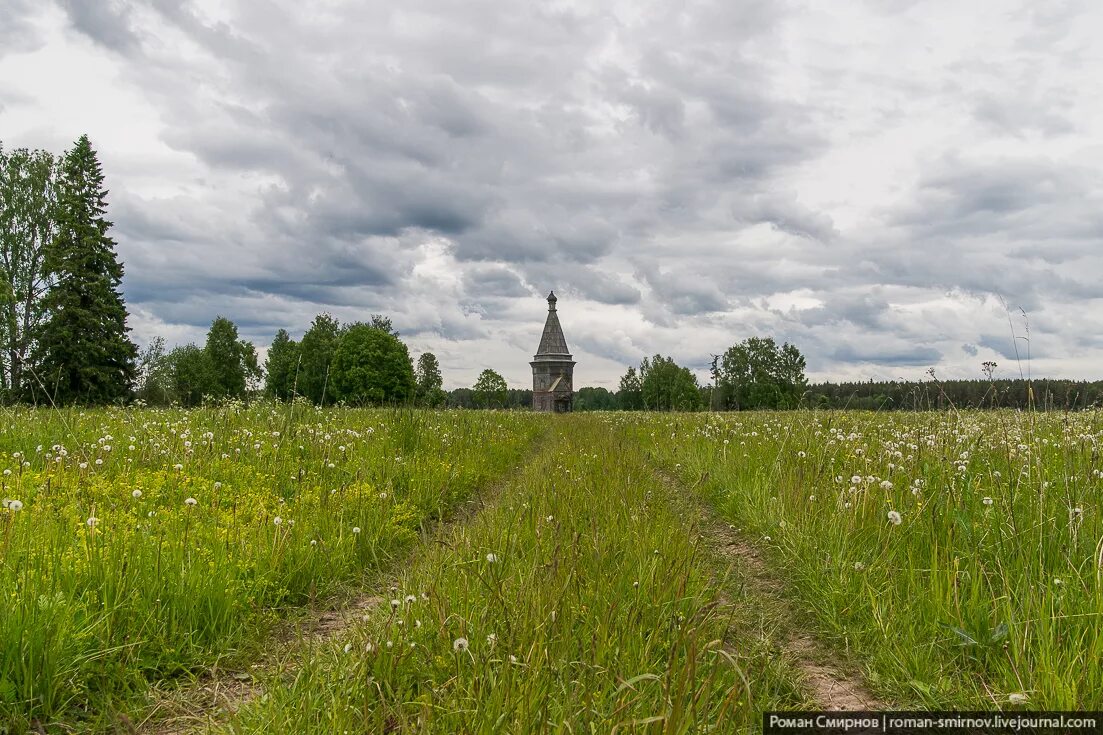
[1009,693,1029,705]
[390,599,400,610]
[185,497,198,506]
[7,499,23,512]
[982,497,993,506]
[86,516,98,527]
[853,561,865,571]
[273,516,283,525]
[404,595,416,605]
[485,553,498,563]
[343,643,352,654]
[132,489,142,498]
[887,510,902,525]
[453,637,469,652]
[352,526,361,534]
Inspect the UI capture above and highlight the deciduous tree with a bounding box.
[0,144,58,396]
[330,323,415,405]
[472,369,508,408]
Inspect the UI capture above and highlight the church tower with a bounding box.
[531,291,575,412]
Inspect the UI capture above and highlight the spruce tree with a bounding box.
[27,135,137,404]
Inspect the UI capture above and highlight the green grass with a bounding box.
[6,405,1098,732]
[0,403,542,732]
[624,409,1103,709]
[222,415,804,733]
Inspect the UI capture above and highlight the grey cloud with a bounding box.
[57,0,139,52]
[831,343,942,367]
[462,266,531,298]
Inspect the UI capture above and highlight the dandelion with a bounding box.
[173,464,183,471]
[132,489,142,499]
[453,637,469,652]
[273,516,283,526]
[486,633,497,647]
[982,497,993,506]
[352,526,361,534]
[343,643,353,654]
[880,480,893,490]
[310,539,317,546]
[1009,693,1029,705]
[486,553,498,563]
[213,481,222,490]
[185,497,198,506]
[404,594,416,605]
[509,654,519,664]
[390,599,400,610]
[853,561,865,571]
[887,510,902,525]
[7,499,23,512]
[365,642,376,653]
[851,475,862,485]
[86,516,98,527]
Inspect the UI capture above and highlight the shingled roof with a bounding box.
[534,291,571,357]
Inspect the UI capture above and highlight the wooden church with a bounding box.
[531,291,575,412]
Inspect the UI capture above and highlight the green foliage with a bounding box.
[26,135,137,405]
[616,365,643,409]
[167,344,218,406]
[414,352,446,407]
[135,336,173,405]
[298,314,341,405]
[714,336,807,410]
[330,323,416,405]
[205,316,258,399]
[574,386,617,410]
[264,328,300,400]
[640,354,702,411]
[0,144,58,397]
[472,368,508,408]
[369,313,398,336]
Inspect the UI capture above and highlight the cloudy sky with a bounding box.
[2,0,1102,389]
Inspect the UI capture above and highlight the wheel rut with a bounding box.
[656,466,886,712]
[138,440,545,735]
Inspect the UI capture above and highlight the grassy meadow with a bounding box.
[628,410,1103,709]
[1,405,1101,732]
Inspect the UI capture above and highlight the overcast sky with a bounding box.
[2,0,1102,389]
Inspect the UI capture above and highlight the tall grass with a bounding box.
[625,409,1103,708]
[0,403,541,731]
[223,415,805,733]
